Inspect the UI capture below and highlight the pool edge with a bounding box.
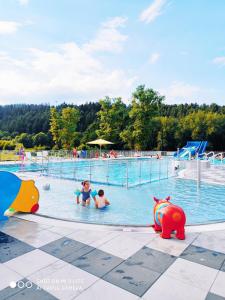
[14,213,225,233]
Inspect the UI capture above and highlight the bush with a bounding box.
[0,140,16,150]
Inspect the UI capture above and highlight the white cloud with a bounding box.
[149,52,160,64]
[0,42,136,104]
[161,81,201,103]
[140,0,167,24]
[18,0,29,5]
[166,81,200,98]
[212,56,225,66]
[83,17,128,53]
[0,21,22,34]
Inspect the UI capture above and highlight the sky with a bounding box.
[0,0,225,105]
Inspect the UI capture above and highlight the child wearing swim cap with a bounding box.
[95,189,110,209]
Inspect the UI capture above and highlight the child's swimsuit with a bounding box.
[81,188,91,202]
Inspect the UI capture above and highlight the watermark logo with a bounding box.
[9,278,84,291]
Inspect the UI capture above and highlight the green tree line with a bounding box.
[0,85,224,151]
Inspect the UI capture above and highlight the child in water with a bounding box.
[76,180,96,206]
[95,189,110,209]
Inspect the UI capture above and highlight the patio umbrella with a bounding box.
[87,139,114,155]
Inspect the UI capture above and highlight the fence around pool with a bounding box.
[43,157,175,188]
[0,150,175,188]
[1,150,224,188]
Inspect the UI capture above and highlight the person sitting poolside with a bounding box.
[109,149,117,158]
[76,180,96,206]
[95,189,110,209]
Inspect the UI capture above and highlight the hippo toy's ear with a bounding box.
[153,197,159,202]
[166,196,171,201]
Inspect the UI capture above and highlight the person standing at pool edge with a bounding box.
[76,180,96,206]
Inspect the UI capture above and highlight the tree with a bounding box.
[32,132,49,147]
[121,85,164,150]
[49,107,61,149]
[96,97,128,148]
[16,133,33,148]
[156,117,178,150]
[60,107,80,149]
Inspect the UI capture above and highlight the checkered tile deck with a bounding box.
[0,218,225,300]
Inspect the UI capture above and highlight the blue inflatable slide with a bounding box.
[174,141,208,159]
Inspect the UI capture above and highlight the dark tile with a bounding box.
[0,279,57,300]
[0,232,34,263]
[205,292,225,300]
[40,237,94,261]
[71,248,123,277]
[103,262,160,297]
[180,245,225,270]
[221,260,225,272]
[0,278,23,299]
[126,246,176,274]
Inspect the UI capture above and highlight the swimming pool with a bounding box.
[1,158,225,226]
[0,158,175,188]
[35,176,225,226]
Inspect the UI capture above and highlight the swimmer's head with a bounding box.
[82,180,90,188]
[98,189,104,197]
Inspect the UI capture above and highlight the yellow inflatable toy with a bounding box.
[0,171,39,220]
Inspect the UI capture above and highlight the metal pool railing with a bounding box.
[41,157,175,188]
[0,150,176,188]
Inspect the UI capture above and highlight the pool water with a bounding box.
[1,158,225,225]
[209,158,225,165]
[34,176,225,226]
[0,158,174,187]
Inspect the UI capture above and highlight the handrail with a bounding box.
[204,151,214,158]
[40,156,174,188]
[214,152,224,158]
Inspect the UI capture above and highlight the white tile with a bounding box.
[67,229,119,248]
[4,249,58,277]
[210,271,225,297]
[14,229,61,247]
[98,233,145,259]
[143,273,207,300]
[193,231,225,254]
[119,232,155,245]
[75,279,139,300]
[146,233,198,256]
[0,219,46,238]
[0,264,23,290]
[28,260,99,300]
[164,258,218,291]
[48,226,77,236]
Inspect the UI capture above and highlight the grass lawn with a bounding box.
[0,152,19,161]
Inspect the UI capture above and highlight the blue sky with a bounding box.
[0,0,225,105]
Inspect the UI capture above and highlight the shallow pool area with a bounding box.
[32,176,225,226]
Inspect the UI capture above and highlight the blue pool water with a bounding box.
[210,158,225,165]
[1,159,225,225]
[35,176,225,226]
[0,158,174,187]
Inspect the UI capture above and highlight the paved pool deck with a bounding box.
[0,215,225,300]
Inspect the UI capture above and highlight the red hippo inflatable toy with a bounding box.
[152,196,186,240]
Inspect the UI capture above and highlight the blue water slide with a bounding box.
[174,141,202,159]
[198,141,208,158]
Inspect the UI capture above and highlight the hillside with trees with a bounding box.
[0,85,224,151]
